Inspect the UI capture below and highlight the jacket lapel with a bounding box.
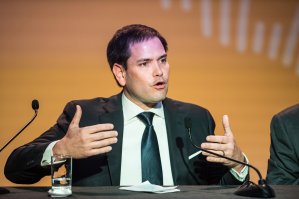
[163,98,190,185]
[98,93,124,186]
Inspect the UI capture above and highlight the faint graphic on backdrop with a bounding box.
[161,0,299,76]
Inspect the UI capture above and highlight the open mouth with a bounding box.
[153,81,166,89]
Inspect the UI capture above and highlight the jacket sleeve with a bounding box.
[4,101,76,184]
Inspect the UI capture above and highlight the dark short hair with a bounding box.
[106,24,168,71]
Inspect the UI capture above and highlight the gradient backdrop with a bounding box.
[1,0,299,186]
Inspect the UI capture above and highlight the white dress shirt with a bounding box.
[120,93,174,185]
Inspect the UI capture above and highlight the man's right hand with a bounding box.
[53,105,118,159]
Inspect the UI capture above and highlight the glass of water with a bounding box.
[49,154,72,197]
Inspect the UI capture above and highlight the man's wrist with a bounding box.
[233,163,245,173]
[52,139,67,156]
[229,152,249,182]
[232,152,247,172]
[41,140,60,166]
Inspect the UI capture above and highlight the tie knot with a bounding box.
[137,112,154,126]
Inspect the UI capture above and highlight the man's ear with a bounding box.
[112,63,126,86]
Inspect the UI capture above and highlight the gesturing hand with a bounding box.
[201,115,245,172]
[53,105,118,159]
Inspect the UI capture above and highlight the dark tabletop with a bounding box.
[0,185,298,199]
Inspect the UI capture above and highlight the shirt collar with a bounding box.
[122,92,165,122]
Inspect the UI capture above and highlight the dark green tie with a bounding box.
[137,112,163,185]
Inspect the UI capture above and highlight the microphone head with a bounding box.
[32,99,39,110]
[176,137,184,149]
[235,180,275,198]
[184,117,192,129]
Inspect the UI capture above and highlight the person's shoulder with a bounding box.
[271,103,299,128]
[163,97,210,113]
[65,93,121,107]
[70,96,110,105]
[275,103,299,118]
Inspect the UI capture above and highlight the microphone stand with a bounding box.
[185,118,275,198]
[0,100,39,194]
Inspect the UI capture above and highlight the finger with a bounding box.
[90,137,118,149]
[202,150,224,158]
[90,130,118,141]
[206,156,226,164]
[70,105,82,128]
[222,115,233,136]
[86,146,113,156]
[201,142,225,151]
[81,123,115,134]
[206,135,228,144]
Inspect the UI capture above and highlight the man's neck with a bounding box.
[123,91,161,110]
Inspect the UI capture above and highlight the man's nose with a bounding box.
[153,62,163,76]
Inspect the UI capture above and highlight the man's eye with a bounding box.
[139,62,147,66]
[160,58,167,63]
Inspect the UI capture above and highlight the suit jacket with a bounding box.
[266,104,299,185]
[5,93,243,186]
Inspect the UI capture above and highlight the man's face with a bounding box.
[116,37,170,110]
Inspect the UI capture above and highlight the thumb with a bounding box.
[222,115,233,136]
[70,105,82,128]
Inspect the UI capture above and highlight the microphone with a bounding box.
[0,99,39,153]
[0,99,39,195]
[184,117,275,198]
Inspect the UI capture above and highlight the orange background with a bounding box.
[1,0,299,186]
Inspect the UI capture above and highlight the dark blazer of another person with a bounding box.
[5,92,244,186]
[266,103,299,185]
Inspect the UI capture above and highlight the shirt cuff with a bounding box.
[229,153,249,182]
[41,140,60,166]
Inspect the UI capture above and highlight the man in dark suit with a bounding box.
[266,104,299,185]
[5,24,248,186]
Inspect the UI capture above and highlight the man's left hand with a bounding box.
[201,115,245,172]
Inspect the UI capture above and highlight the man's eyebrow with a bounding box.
[136,58,152,63]
[136,54,167,63]
[158,54,167,60]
